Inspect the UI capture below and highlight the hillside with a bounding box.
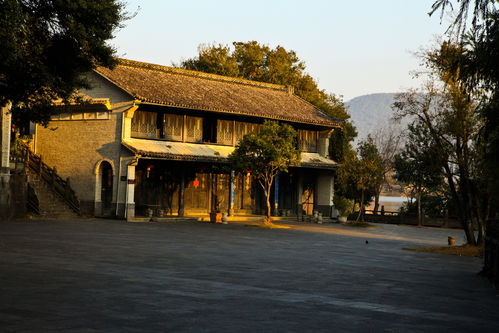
[345,93,404,143]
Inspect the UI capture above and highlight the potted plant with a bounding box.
[333,195,354,223]
[209,195,223,223]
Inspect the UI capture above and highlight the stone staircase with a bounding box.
[11,141,81,219]
[26,169,78,219]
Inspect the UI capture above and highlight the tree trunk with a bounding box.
[373,184,382,215]
[356,190,364,222]
[417,189,422,226]
[258,176,274,225]
[473,194,485,245]
[443,164,476,245]
[265,186,272,223]
[373,195,380,215]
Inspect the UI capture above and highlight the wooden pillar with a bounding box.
[273,174,279,216]
[0,103,11,173]
[296,172,303,219]
[229,170,235,216]
[126,163,136,221]
[178,168,185,217]
[0,103,12,220]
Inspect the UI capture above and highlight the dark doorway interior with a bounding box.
[101,161,113,214]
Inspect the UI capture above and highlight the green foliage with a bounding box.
[429,0,496,36]
[393,123,444,191]
[0,0,128,124]
[229,120,300,178]
[336,136,383,220]
[428,1,499,236]
[399,194,450,218]
[181,43,239,77]
[228,120,300,219]
[180,41,356,160]
[393,42,487,243]
[333,195,354,216]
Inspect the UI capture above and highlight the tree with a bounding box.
[0,0,129,124]
[393,44,486,244]
[181,43,239,78]
[429,1,499,219]
[371,126,403,214]
[228,120,300,223]
[0,0,129,219]
[179,41,356,161]
[337,137,383,222]
[429,0,496,37]
[393,123,445,226]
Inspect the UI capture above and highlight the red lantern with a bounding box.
[193,179,200,188]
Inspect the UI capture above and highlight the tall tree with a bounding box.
[228,120,300,224]
[371,126,403,214]
[337,137,383,222]
[393,44,486,243]
[430,0,496,36]
[429,1,499,218]
[181,43,239,78]
[180,41,356,161]
[393,123,445,226]
[0,0,129,124]
[0,0,129,219]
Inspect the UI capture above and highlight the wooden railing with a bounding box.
[14,142,81,215]
[364,209,400,216]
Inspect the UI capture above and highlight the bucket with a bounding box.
[448,236,456,246]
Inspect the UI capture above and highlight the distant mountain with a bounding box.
[345,93,404,143]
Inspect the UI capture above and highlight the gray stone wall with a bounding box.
[316,172,334,216]
[35,113,122,215]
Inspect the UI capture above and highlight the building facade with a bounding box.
[34,59,342,219]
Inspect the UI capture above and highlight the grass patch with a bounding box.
[244,222,291,229]
[404,244,484,257]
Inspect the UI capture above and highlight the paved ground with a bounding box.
[0,219,498,332]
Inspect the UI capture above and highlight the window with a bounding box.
[298,129,318,152]
[131,111,159,139]
[185,116,203,143]
[217,120,234,145]
[234,121,259,144]
[51,112,111,121]
[163,114,184,141]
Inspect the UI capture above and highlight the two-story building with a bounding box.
[34,59,342,220]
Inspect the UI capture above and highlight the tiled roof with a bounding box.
[122,138,338,168]
[95,59,342,127]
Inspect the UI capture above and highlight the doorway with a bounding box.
[100,161,113,215]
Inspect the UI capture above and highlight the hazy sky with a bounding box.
[112,0,449,101]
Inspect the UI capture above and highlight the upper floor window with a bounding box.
[235,122,259,143]
[217,120,260,146]
[217,120,233,145]
[185,116,203,143]
[163,114,183,141]
[131,110,259,145]
[131,111,158,139]
[298,129,318,152]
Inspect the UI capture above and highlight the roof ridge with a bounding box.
[116,58,288,92]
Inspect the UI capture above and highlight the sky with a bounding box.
[111,0,450,101]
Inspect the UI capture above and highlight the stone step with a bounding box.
[26,168,78,219]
